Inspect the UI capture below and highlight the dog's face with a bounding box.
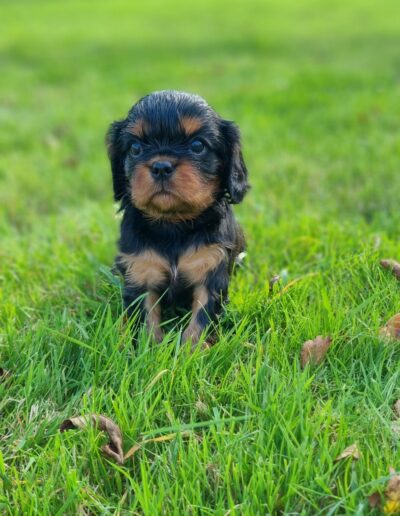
[107,90,248,221]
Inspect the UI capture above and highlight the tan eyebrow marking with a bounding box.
[127,119,149,138]
[180,116,203,136]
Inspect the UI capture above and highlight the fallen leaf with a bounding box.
[368,469,400,514]
[384,468,400,513]
[368,491,381,509]
[394,400,400,419]
[386,468,400,502]
[380,315,400,341]
[60,414,124,464]
[383,500,400,514]
[269,275,281,294]
[300,335,332,368]
[381,259,400,280]
[334,443,361,462]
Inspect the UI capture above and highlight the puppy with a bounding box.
[106,90,249,348]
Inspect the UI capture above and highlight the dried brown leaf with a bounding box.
[394,400,400,419]
[60,414,124,464]
[300,336,332,368]
[368,491,381,509]
[334,443,361,462]
[380,259,400,280]
[386,468,400,502]
[380,314,400,341]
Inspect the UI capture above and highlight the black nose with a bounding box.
[151,161,175,179]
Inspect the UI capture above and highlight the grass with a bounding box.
[1,0,400,513]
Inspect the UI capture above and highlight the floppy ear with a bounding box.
[106,119,128,202]
[219,120,249,204]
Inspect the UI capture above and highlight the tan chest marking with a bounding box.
[178,244,227,286]
[119,251,170,289]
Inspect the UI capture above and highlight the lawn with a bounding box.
[1,0,400,513]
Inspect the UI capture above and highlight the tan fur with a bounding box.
[130,159,219,222]
[178,244,227,285]
[145,291,164,342]
[179,116,203,136]
[182,285,208,345]
[127,119,149,138]
[119,251,170,289]
[130,164,157,209]
[171,162,219,213]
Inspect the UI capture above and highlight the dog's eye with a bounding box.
[190,139,205,154]
[131,142,142,156]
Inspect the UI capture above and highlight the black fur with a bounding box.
[106,90,249,345]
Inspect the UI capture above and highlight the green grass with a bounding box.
[1,0,400,513]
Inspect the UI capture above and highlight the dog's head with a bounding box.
[106,90,249,221]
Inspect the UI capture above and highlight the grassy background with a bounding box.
[1,0,400,513]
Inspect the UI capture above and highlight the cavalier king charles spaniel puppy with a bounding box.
[106,90,249,349]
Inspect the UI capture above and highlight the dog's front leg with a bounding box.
[123,284,164,342]
[144,290,164,342]
[182,263,229,350]
[118,251,169,342]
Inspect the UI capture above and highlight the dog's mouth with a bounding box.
[152,187,173,195]
[145,188,200,219]
[150,188,176,200]
[148,187,182,210]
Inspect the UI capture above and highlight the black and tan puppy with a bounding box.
[106,90,249,348]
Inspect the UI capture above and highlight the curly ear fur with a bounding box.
[219,120,249,204]
[106,119,128,202]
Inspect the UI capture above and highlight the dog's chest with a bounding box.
[119,244,226,290]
